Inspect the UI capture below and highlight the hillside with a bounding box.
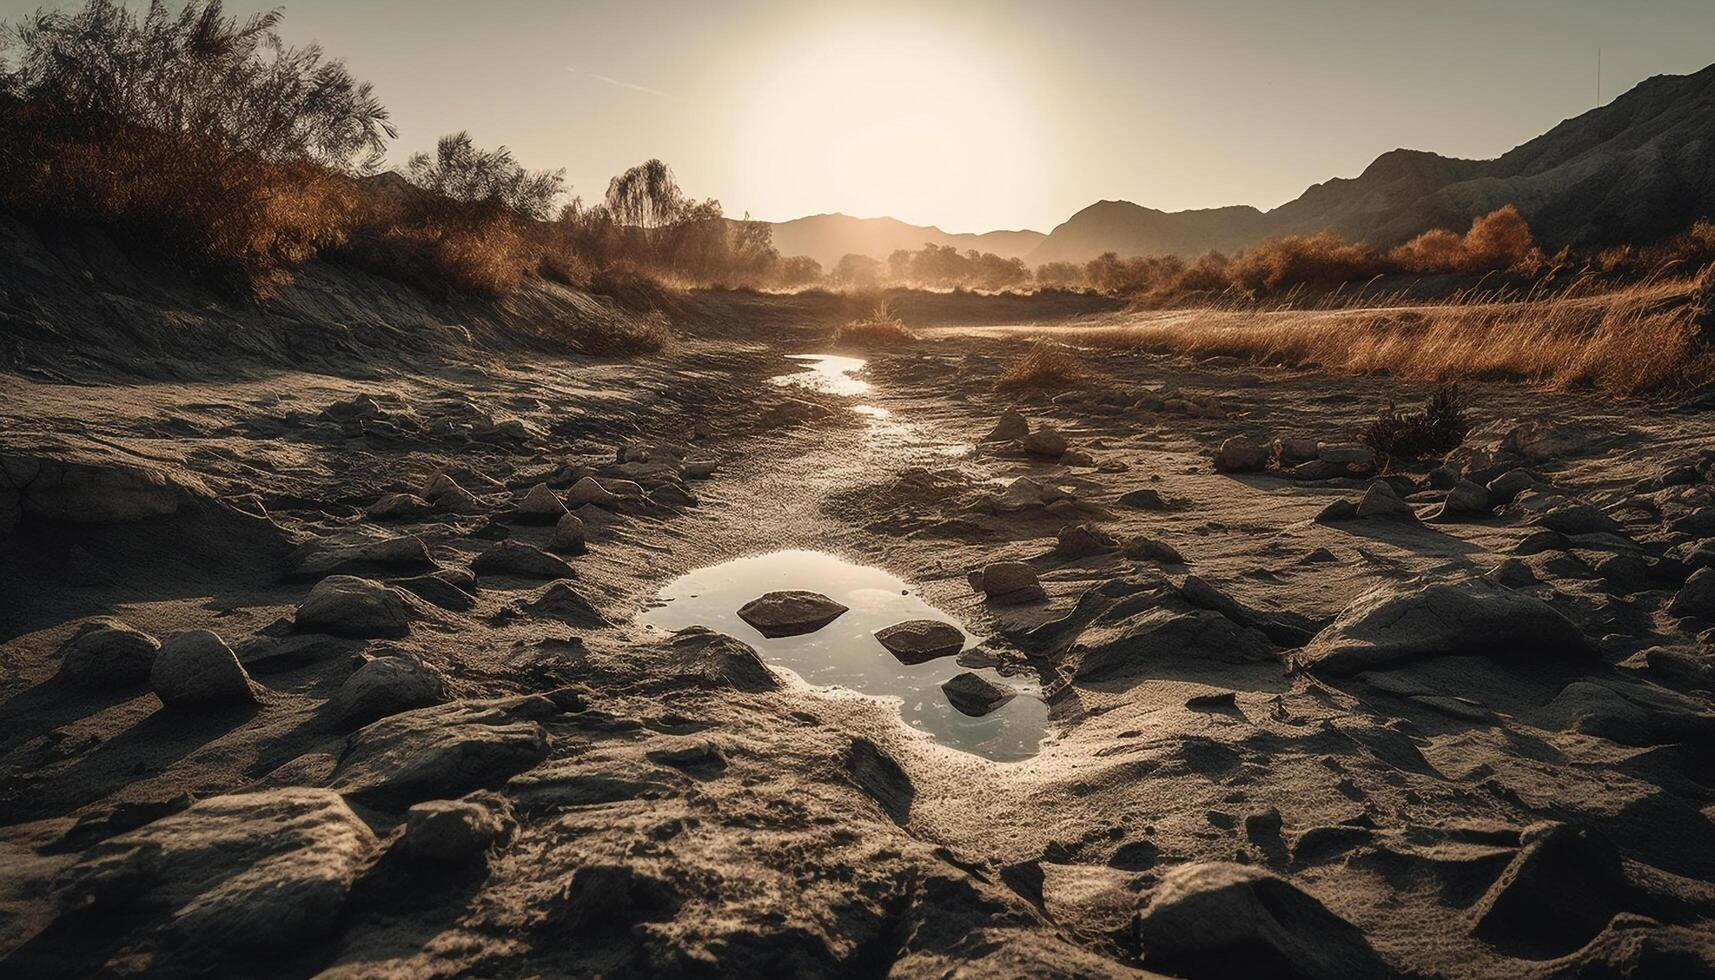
[1027,62,1715,264]
[767,213,1044,268]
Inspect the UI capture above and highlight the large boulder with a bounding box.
[736,590,848,638]
[52,789,377,967]
[294,575,420,638]
[1213,437,1270,473]
[331,656,447,728]
[328,697,555,808]
[471,541,575,580]
[513,483,568,524]
[969,561,1047,605]
[150,630,259,709]
[1295,577,1593,674]
[56,619,159,689]
[1134,862,1390,978]
[402,794,517,864]
[1076,607,1274,681]
[283,527,431,582]
[986,410,1029,442]
[549,512,587,554]
[874,619,965,664]
[1668,567,1715,620]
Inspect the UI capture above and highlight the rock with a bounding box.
[421,472,483,514]
[565,476,620,509]
[1123,535,1185,564]
[736,590,848,637]
[364,492,432,520]
[995,476,1064,512]
[1486,468,1536,503]
[1118,487,1176,511]
[1483,558,1539,589]
[234,633,350,674]
[393,569,477,612]
[548,511,588,554]
[1076,608,1275,680]
[1513,528,1566,555]
[294,575,419,638]
[328,697,556,808]
[1539,503,1624,536]
[1135,862,1390,978]
[649,483,698,508]
[150,630,258,709]
[513,482,567,523]
[1318,444,1377,473]
[1180,574,1318,647]
[682,459,719,479]
[986,410,1029,442]
[969,561,1047,605]
[1471,823,1626,957]
[56,619,159,688]
[662,627,778,692]
[1550,679,1715,745]
[1502,421,1586,462]
[874,619,965,664]
[402,794,516,864]
[1213,437,1270,473]
[321,393,382,421]
[1315,498,1357,523]
[53,789,376,964]
[284,527,431,582]
[1426,479,1490,522]
[1645,647,1715,689]
[1055,522,1118,557]
[941,671,1016,716]
[471,540,575,579]
[1355,480,1417,520]
[1296,577,1593,674]
[517,580,607,627]
[1022,426,1068,458]
[1668,567,1715,620]
[1274,437,1320,465]
[1059,448,1096,467]
[332,655,447,728]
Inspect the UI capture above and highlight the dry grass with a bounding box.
[1032,276,1715,397]
[997,341,1100,391]
[835,301,918,346]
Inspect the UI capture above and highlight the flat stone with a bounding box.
[969,561,1047,605]
[941,671,1016,716]
[472,540,575,579]
[737,590,849,638]
[875,619,965,664]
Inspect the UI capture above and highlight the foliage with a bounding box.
[404,132,563,220]
[834,300,916,346]
[996,341,1095,390]
[1357,383,1470,467]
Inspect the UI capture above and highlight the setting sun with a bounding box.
[726,19,1047,231]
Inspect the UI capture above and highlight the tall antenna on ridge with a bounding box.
[1596,47,1602,108]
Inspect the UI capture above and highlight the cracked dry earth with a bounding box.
[3,329,1715,978]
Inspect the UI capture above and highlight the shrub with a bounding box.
[835,301,916,346]
[997,341,1095,390]
[0,0,393,294]
[1227,233,1384,295]
[1389,206,1537,274]
[403,131,563,221]
[1358,383,1469,468]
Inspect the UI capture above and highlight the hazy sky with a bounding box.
[9,0,1715,232]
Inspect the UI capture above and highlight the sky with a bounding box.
[8,0,1715,233]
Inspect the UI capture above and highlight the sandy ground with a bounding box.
[3,318,1715,978]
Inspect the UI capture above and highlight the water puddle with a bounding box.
[639,549,1047,761]
[770,354,870,396]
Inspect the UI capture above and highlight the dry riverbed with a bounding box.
[3,328,1715,978]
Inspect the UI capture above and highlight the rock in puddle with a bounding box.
[874,619,965,664]
[941,671,1015,716]
[736,590,849,638]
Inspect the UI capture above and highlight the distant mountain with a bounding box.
[767,213,1044,269]
[1027,62,1715,264]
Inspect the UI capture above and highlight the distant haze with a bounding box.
[9,0,1715,233]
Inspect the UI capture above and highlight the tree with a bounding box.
[775,255,823,288]
[605,158,685,234]
[404,131,563,220]
[831,253,881,287]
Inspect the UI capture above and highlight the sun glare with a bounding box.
[727,20,1045,230]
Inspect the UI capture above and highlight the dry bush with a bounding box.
[1358,383,1469,468]
[1038,277,1715,397]
[1226,233,1386,295]
[997,341,1097,390]
[1389,206,1537,274]
[835,301,917,346]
